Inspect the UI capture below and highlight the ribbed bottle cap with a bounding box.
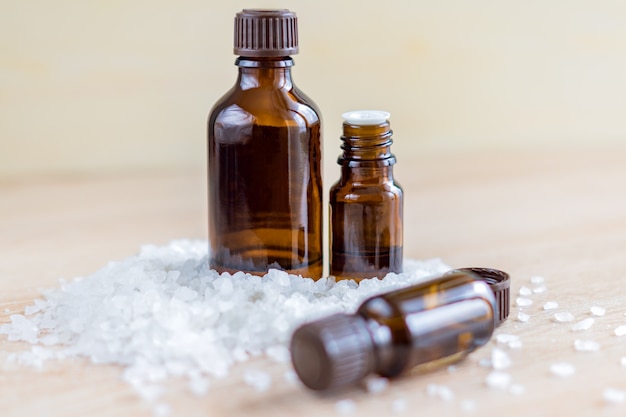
[290,313,375,391]
[234,9,299,57]
[451,267,511,326]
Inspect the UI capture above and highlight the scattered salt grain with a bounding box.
[516,297,533,307]
[543,301,559,310]
[574,339,600,352]
[335,399,356,415]
[460,400,477,412]
[550,362,576,378]
[517,312,530,323]
[554,312,575,323]
[590,306,606,317]
[283,369,299,385]
[530,276,545,285]
[603,388,626,405]
[532,285,547,294]
[243,368,272,392]
[614,325,626,337]
[364,376,389,394]
[485,371,511,390]
[154,403,171,417]
[426,384,455,402]
[391,398,408,413]
[571,318,595,332]
[491,348,512,370]
[509,384,526,396]
[621,357,626,367]
[518,287,532,297]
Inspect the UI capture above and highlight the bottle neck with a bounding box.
[338,121,396,182]
[235,57,294,90]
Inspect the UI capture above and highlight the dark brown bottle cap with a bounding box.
[451,267,511,326]
[234,9,299,57]
[290,313,375,391]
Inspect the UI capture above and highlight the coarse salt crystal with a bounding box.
[516,297,532,307]
[517,312,530,323]
[509,384,526,396]
[554,312,575,322]
[621,357,626,367]
[492,348,512,370]
[518,287,532,297]
[496,333,523,349]
[590,306,606,316]
[543,301,558,310]
[530,276,545,285]
[243,368,272,392]
[615,325,626,337]
[571,318,595,332]
[426,384,455,402]
[335,399,356,415]
[550,362,575,377]
[603,388,626,405]
[364,376,389,394]
[391,398,407,413]
[532,285,547,294]
[574,339,600,352]
[485,371,511,390]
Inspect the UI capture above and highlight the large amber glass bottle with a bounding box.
[329,111,403,281]
[208,10,323,279]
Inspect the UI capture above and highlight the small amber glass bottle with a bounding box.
[207,10,323,279]
[329,111,403,281]
[290,268,510,391]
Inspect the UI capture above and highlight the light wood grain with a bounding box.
[2,150,626,417]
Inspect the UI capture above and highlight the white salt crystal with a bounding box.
[154,403,171,417]
[603,388,626,405]
[492,348,512,370]
[517,312,530,323]
[530,276,545,285]
[426,384,454,402]
[574,339,600,352]
[335,399,356,415]
[496,333,519,345]
[590,306,606,317]
[509,384,526,396]
[243,369,272,392]
[391,398,407,413]
[532,285,547,294]
[265,345,290,363]
[550,362,575,377]
[516,297,532,307]
[518,287,532,297]
[554,312,575,322]
[571,318,595,331]
[543,301,559,310]
[365,376,389,394]
[485,371,511,390]
[621,357,626,367]
[460,400,476,412]
[614,325,626,337]
[283,369,298,385]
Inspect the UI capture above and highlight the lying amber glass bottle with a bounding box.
[290,268,510,391]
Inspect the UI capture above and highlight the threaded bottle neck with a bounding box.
[338,120,397,168]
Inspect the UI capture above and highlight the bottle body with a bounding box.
[208,58,322,278]
[329,112,403,281]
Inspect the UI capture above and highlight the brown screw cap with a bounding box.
[234,9,299,57]
[290,313,376,391]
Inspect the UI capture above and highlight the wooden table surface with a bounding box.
[1,149,626,417]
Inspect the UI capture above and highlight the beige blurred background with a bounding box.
[1,0,626,180]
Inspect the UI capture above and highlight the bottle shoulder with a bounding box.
[209,84,321,128]
[330,181,403,203]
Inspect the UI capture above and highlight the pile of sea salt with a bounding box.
[0,240,450,401]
